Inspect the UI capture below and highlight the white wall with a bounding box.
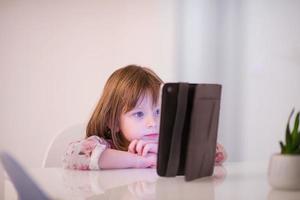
[241,0,300,161]
[0,0,177,167]
[176,0,220,83]
[178,0,300,161]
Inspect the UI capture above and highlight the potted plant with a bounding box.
[268,109,300,190]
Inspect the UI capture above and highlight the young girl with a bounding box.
[62,65,227,170]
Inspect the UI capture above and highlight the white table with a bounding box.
[2,162,300,200]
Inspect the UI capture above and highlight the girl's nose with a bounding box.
[146,115,157,128]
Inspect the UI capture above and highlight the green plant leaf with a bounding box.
[281,109,300,154]
[291,133,300,152]
[290,112,300,152]
[295,147,300,155]
[292,112,299,136]
[285,109,295,153]
[285,123,292,149]
[279,141,286,154]
[288,109,295,122]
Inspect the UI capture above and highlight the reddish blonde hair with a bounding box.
[86,65,163,151]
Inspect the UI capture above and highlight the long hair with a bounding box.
[86,65,163,151]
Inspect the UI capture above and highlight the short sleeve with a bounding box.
[62,135,111,170]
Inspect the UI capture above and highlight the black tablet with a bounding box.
[157,83,222,181]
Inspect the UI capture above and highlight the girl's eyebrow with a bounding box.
[134,106,144,110]
[134,102,146,109]
[131,105,144,110]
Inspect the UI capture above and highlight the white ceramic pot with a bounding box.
[268,153,300,190]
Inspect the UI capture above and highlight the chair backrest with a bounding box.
[42,124,86,168]
[0,152,50,200]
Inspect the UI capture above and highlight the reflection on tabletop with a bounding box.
[2,164,227,200]
[59,165,227,200]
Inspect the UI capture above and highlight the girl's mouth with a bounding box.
[143,133,159,140]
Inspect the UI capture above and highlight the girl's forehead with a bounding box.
[136,94,152,106]
[135,93,160,108]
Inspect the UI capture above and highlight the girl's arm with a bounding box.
[98,149,156,169]
[62,135,156,170]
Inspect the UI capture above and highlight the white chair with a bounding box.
[42,124,86,168]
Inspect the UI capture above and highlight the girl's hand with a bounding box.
[128,139,158,157]
[135,153,157,168]
[215,143,227,165]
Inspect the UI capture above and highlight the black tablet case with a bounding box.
[157,83,222,181]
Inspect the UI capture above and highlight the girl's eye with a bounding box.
[133,111,144,118]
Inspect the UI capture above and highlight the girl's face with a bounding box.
[120,93,161,142]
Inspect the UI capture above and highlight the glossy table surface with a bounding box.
[2,162,300,200]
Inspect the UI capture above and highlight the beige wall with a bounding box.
[0,0,177,167]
